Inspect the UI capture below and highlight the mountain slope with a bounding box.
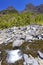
[0,6,18,15]
[0,5,43,29]
[23,4,43,13]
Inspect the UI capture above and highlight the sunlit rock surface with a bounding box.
[37,51,43,59]
[6,49,23,63]
[35,57,43,65]
[0,25,43,45]
[0,25,43,65]
[23,54,39,65]
[12,39,24,47]
[23,54,43,65]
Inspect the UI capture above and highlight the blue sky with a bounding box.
[0,0,43,11]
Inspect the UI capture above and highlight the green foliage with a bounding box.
[0,13,43,29]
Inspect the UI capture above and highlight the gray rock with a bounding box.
[12,39,24,47]
[0,60,2,65]
[37,51,43,59]
[25,35,33,42]
[3,37,13,45]
[0,25,43,45]
[23,54,39,65]
[20,27,27,31]
[36,57,43,65]
[0,51,1,61]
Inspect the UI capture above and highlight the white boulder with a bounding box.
[6,49,23,63]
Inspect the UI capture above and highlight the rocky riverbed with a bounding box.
[0,25,43,65]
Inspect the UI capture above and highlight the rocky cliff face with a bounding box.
[23,4,43,13]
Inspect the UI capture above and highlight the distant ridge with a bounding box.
[0,4,43,15]
[22,3,43,13]
[0,6,18,15]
